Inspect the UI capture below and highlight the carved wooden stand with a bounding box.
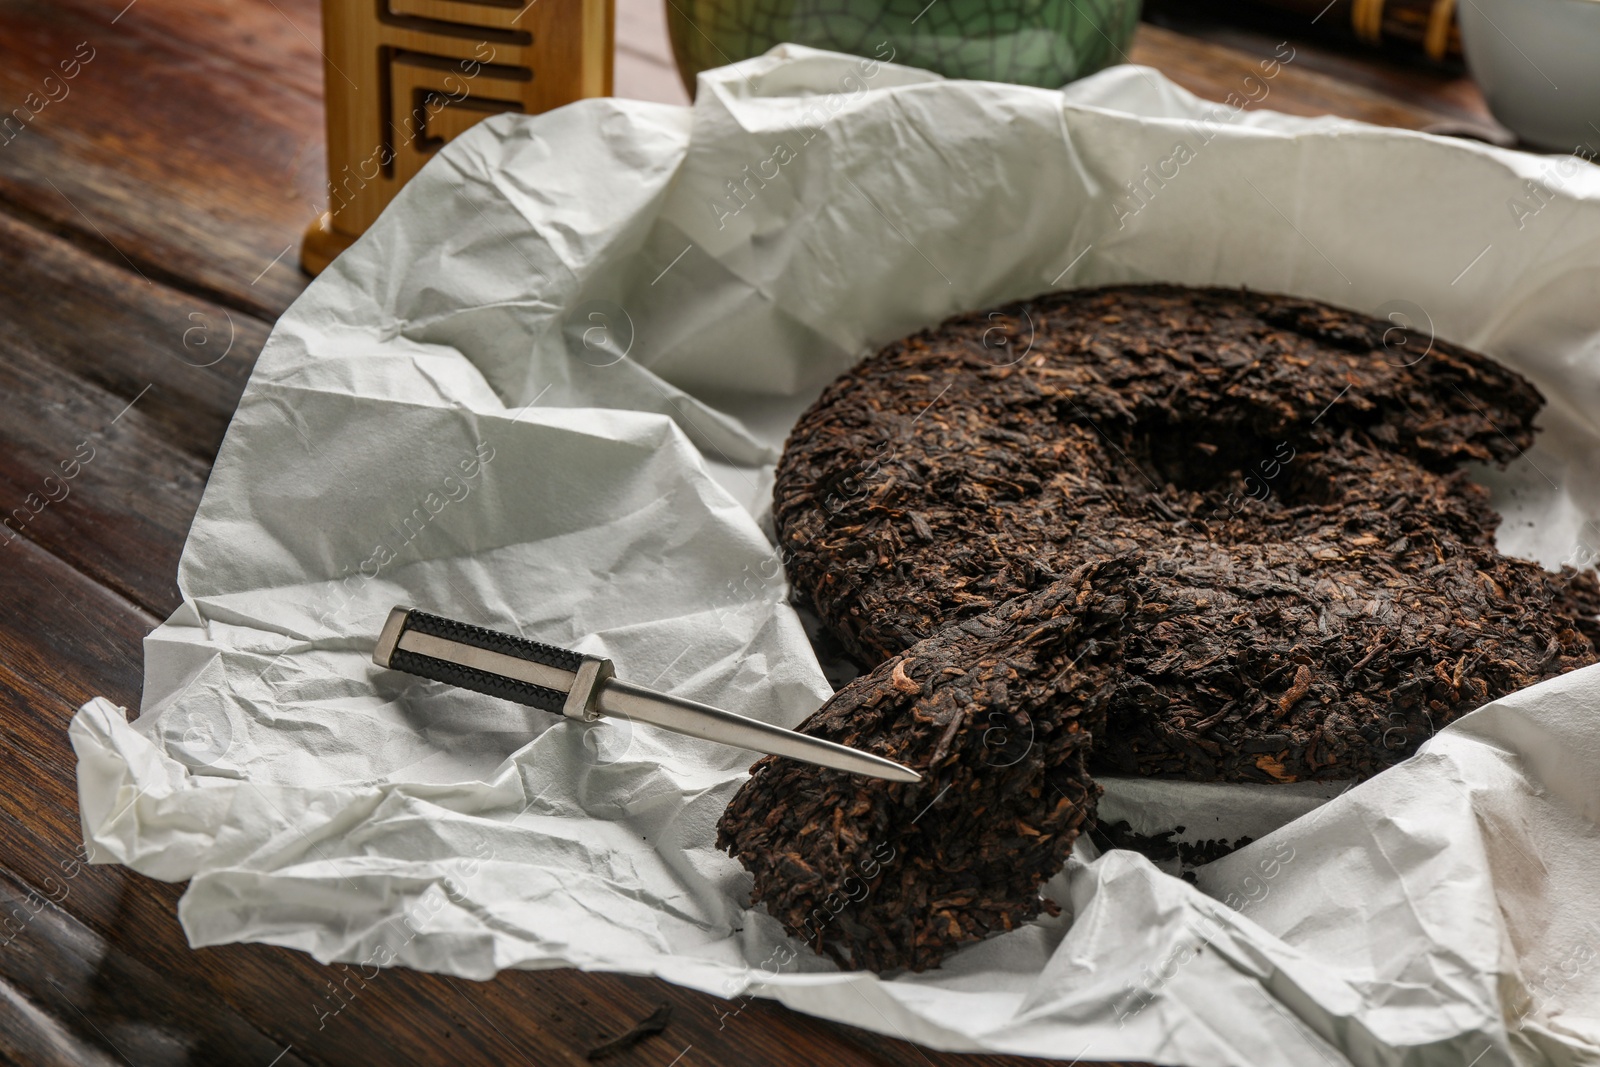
[302,0,613,274]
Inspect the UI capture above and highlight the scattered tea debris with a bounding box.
[1087,819,1255,876]
[585,1003,672,1061]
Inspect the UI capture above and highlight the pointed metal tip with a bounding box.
[845,750,922,784]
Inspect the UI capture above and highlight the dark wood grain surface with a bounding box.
[0,1,1499,1064]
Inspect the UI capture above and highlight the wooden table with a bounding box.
[0,2,1500,1064]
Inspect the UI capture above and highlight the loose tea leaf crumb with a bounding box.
[585,1003,672,1061]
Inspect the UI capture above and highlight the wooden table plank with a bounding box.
[0,973,123,1067]
[0,0,323,319]
[0,539,310,1064]
[67,0,328,101]
[0,869,312,1067]
[1131,21,1455,130]
[0,211,266,464]
[0,317,213,618]
[1142,0,1503,134]
[0,199,273,618]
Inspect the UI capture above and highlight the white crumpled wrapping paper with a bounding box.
[71,45,1600,1066]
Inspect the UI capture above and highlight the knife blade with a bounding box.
[372,606,921,783]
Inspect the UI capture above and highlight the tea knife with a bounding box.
[372,607,921,783]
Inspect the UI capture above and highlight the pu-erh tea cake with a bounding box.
[718,284,1600,971]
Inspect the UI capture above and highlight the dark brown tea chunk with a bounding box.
[717,560,1134,973]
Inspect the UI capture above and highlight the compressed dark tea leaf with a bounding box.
[718,560,1133,973]
[720,284,1600,971]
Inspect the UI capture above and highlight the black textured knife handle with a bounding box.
[403,609,586,672]
[382,609,581,715]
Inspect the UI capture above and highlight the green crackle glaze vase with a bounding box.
[665,0,1143,94]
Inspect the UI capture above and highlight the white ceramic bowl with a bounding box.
[1459,0,1600,151]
